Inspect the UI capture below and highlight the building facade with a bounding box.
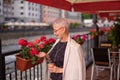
[1,0,82,25]
[3,0,41,23]
[41,6,82,24]
[42,6,61,23]
[13,0,41,22]
[66,11,81,24]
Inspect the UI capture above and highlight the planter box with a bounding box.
[16,54,44,71]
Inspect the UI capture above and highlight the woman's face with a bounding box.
[53,25,64,39]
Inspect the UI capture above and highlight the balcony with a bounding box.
[0,32,115,80]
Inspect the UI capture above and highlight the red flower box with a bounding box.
[16,54,44,71]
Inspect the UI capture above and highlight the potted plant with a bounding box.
[16,36,56,71]
[90,29,99,39]
[108,23,120,49]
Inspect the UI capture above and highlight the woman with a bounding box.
[36,18,86,80]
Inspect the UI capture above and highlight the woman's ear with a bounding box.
[62,27,66,33]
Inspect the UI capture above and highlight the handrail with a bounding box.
[2,49,21,56]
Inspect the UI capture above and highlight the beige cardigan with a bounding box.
[47,36,86,80]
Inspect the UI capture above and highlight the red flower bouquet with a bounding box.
[98,27,112,35]
[18,36,56,64]
[72,34,87,45]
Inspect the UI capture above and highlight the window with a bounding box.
[21,1,24,4]
[12,12,14,16]
[32,8,34,10]
[12,1,14,4]
[32,13,34,16]
[29,7,31,10]
[28,2,30,5]
[21,12,24,15]
[28,13,31,16]
[21,20,24,22]
[21,7,23,9]
[12,7,14,10]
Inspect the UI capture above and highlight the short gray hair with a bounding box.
[53,18,69,30]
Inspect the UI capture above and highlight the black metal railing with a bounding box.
[0,39,44,80]
[0,33,95,80]
[81,34,94,67]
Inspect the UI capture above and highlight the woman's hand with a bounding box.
[36,52,46,58]
[48,64,63,73]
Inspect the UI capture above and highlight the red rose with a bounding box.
[30,48,39,56]
[18,38,28,47]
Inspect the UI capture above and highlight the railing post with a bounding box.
[0,39,6,80]
[94,24,99,48]
[93,15,99,48]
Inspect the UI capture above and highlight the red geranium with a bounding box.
[72,34,87,45]
[28,42,34,47]
[90,29,98,38]
[34,39,40,44]
[30,48,39,56]
[18,38,28,47]
[40,35,46,41]
[18,36,56,64]
[38,44,44,49]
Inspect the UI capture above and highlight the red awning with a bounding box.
[26,0,72,11]
[74,1,120,12]
[26,0,120,13]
